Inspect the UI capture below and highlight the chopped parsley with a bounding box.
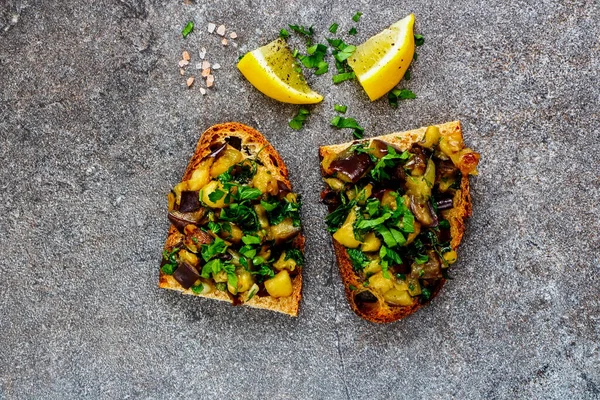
[332,71,356,84]
[279,28,290,39]
[241,235,261,245]
[414,253,429,264]
[191,283,204,294]
[334,104,348,113]
[370,145,411,181]
[262,196,302,227]
[388,88,416,107]
[288,24,314,37]
[200,237,227,262]
[208,189,226,203]
[347,248,369,271]
[284,249,305,266]
[298,44,329,75]
[289,108,310,131]
[161,248,179,275]
[352,12,363,22]
[182,21,194,38]
[348,27,357,35]
[330,116,364,139]
[414,34,424,46]
[329,23,339,33]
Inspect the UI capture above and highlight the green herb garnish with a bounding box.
[348,27,357,35]
[201,237,227,262]
[352,12,362,22]
[288,24,314,36]
[329,23,339,33]
[208,189,226,203]
[191,283,204,294]
[182,21,194,38]
[330,116,364,139]
[414,34,424,46]
[347,248,369,271]
[280,29,290,39]
[388,88,416,107]
[284,249,305,266]
[289,108,310,131]
[370,145,410,181]
[332,71,356,84]
[334,104,348,113]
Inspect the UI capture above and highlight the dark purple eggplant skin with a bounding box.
[173,262,200,289]
[168,209,206,232]
[436,198,454,210]
[179,191,201,213]
[329,152,373,183]
[410,195,439,228]
[276,180,291,199]
[209,142,227,159]
[320,188,340,208]
[226,136,242,151]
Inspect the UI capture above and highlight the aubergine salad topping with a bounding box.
[162,139,303,301]
[320,126,480,307]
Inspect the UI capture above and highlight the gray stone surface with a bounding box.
[1,0,599,398]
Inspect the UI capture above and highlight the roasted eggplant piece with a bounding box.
[410,251,442,279]
[179,190,202,213]
[329,148,373,183]
[409,195,439,227]
[173,262,200,289]
[168,209,207,232]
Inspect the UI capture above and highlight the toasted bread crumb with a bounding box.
[187,77,195,87]
[179,68,185,76]
[201,60,210,70]
[200,87,206,95]
[201,68,211,77]
[221,38,228,46]
[229,32,237,39]
[178,59,189,68]
[216,25,226,36]
[182,51,191,61]
[207,23,216,34]
[206,74,214,87]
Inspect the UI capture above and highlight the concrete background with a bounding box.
[1,0,598,398]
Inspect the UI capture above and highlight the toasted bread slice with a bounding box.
[319,121,478,323]
[160,122,303,317]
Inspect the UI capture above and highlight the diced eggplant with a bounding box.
[436,198,453,210]
[321,188,340,208]
[369,139,403,159]
[208,142,227,159]
[410,195,439,227]
[404,147,427,176]
[168,209,207,233]
[270,218,301,245]
[226,136,242,151]
[276,180,291,199]
[183,225,213,253]
[355,290,378,303]
[179,190,201,213]
[173,262,200,289]
[410,251,442,279]
[329,148,373,184]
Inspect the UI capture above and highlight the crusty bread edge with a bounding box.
[159,122,303,317]
[319,120,472,323]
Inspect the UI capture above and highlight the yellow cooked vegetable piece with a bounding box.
[270,218,301,244]
[254,204,270,229]
[324,177,345,191]
[273,252,297,272]
[383,288,414,306]
[264,270,293,298]
[228,269,254,294]
[361,232,382,252]
[363,259,383,276]
[443,250,458,265]
[406,159,435,198]
[167,191,176,212]
[381,190,398,210]
[332,209,361,248]
[201,180,229,208]
[405,221,421,246]
[252,165,277,194]
[178,249,199,266]
[212,270,228,283]
[219,223,243,244]
[368,272,394,293]
[210,146,244,178]
[188,158,214,190]
[420,126,441,149]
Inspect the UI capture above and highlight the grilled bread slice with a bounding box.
[160,123,304,316]
[319,121,479,323]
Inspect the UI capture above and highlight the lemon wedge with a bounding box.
[347,14,415,101]
[237,38,323,104]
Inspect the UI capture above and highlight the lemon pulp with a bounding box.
[348,14,415,101]
[237,38,323,104]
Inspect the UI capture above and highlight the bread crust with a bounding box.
[159,122,303,317]
[319,121,473,323]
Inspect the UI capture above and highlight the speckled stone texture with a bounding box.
[0,0,598,398]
